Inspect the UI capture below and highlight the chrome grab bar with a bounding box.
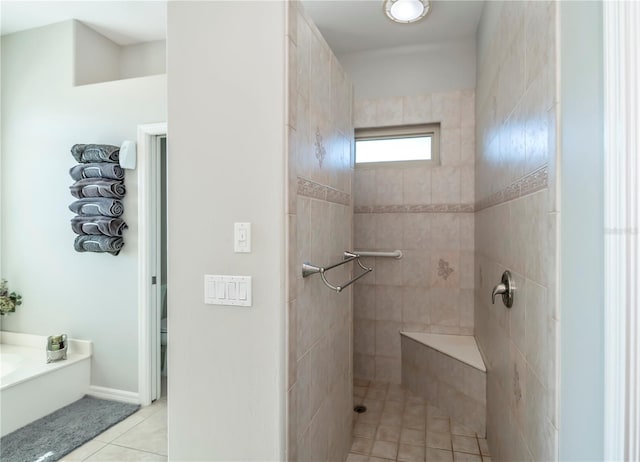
[353,249,403,259]
[301,251,373,293]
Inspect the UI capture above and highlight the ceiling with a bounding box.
[0,1,167,45]
[0,0,483,52]
[301,0,485,55]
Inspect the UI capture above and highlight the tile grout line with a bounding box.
[108,441,168,457]
[351,381,491,461]
[78,402,168,461]
[76,441,107,462]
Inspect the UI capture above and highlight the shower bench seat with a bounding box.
[401,332,486,437]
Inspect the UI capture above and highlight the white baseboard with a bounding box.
[88,385,140,404]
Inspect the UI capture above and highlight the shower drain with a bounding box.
[353,405,367,414]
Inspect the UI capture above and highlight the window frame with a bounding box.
[354,123,441,168]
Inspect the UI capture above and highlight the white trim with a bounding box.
[137,122,167,406]
[604,2,640,460]
[88,385,140,404]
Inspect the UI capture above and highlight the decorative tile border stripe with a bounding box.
[301,165,548,211]
[354,204,474,214]
[475,165,548,212]
[297,177,350,206]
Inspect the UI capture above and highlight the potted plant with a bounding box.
[0,279,22,316]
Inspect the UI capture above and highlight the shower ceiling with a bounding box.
[301,0,484,55]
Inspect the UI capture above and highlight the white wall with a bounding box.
[339,39,476,100]
[120,40,166,81]
[0,20,167,393]
[75,22,166,86]
[166,2,286,459]
[559,1,605,459]
[74,20,120,85]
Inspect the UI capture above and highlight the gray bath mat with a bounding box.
[0,395,140,462]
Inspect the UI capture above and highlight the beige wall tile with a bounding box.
[375,356,402,384]
[403,213,432,250]
[296,337,329,431]
[475,0,558,455]
[403,94,433,124]
[376,97,404,126]
[433,91,462,129]
[376,213,405,249]
[459,290,474,328]
[354,99,376,128]
[459,251,474,290]
[509,342,527,429]
[497,29,525,124]
[287,9,353,460]
[375,257,404,286]
[375,320,402,358]
[402,287,430,325]
[354,283,376,320]
[523,76,551,173]
[524,367,556,462]
[403,167,432,205]
[375,169,404,205]
[525,279,555,390]
[460,126,475,166]
[354,213,376,249]
[376,285,404,322]
[460,90,475,128]
[302,398,331,462]
[460,165,475,204]
[402,250,432,287]
[288,300,297,388]
[354,318,376,355]
[287,38,297,129]
[431,214,461,251]
[432,167,461,204]
[355,353,375,380]
[431,252,461,289]
[295,13,310,100]
[430,288,460,327]
[355,168,376,207]
[441,128,462,166]
[296,277,327,358]
[508,270,527,355]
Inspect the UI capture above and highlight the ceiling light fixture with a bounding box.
[384,0,431,24]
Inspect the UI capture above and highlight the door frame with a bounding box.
[603,1,640,459]
[137,122,167,406]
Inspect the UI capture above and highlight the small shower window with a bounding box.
[355,124,440,165]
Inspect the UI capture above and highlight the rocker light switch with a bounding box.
[204,275,252,307]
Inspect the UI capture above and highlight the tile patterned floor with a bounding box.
[61,378,489,462]
[60,395,167,462]
[349,379,491,462]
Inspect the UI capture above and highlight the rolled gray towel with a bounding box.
[71,144,120,163]
[71,216,128,237]
[70,163,124,181]
[74,235,124,256]
[70,179,126,199]
[68,198,124,217]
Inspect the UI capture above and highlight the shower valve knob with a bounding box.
[491,271,514,308]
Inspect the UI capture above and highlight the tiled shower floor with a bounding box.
[349,379,491,462]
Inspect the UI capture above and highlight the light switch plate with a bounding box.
[234,223,251,253]
[204,275,252,307]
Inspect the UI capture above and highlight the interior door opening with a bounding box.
[137,122,167,407]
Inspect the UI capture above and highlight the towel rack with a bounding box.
[353,249,403,259]
[302,251,373,293]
